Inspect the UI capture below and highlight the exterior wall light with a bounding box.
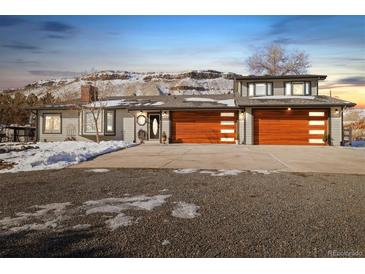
[162,111,169,118]
[287,107,292,111]
[335,109,339,114]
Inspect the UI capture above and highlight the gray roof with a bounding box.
[235,74,327,80]
[236,95,356,107]
[104,94,237,109]
[32,94,356,110]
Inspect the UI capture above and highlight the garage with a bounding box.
[170,111,237,144]
[253,108,328,145]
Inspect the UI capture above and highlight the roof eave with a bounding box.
[235,75,327,81]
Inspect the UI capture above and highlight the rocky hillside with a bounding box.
[1,70,242,101]
[344,108,365,140]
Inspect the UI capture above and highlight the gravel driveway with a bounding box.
[0,168,364,257]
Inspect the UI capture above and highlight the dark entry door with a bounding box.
[149,114,160,140]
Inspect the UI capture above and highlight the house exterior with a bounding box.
[33,74,356,146]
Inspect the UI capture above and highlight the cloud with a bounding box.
[0,16,25,27]
[28,70,80,77]
[40,21,75,33]
[45,34,70,39]
[15,59,40,65]
[337,76,365,85]
[266,16,365,46]
[2,41,40,50]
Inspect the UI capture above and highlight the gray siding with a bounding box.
[122,116,135,143]
[38,108,136,143]
[245,107,253,145]
[38,109,90,142]
[236,78,319,96]
[330,107,342,146]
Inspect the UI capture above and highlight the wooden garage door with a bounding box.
[171,111,237,144]
[253,109,329,145]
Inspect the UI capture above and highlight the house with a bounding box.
[33,74,356,145]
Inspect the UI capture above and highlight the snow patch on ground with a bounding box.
[72,224,91,230]
[0,141,130,173]
[251,169,277,175]
[0,202,71,233]
[172,202,200,219]
[200,169,243,176]
[86,168,110,173]
[174,169,243,176]
[173,168,197,174]
[162,239,170,246]
[105,213,135,230]
[83,195,171,230]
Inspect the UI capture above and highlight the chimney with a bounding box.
[81,84,98,103]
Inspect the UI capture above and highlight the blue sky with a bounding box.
[0,16,364,105]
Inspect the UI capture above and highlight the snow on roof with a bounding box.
[85,99,165,108]
[252,96,315,100]
[184,97,235,107]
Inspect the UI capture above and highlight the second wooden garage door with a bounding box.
[171,111,237,143]
[253,109,328,145]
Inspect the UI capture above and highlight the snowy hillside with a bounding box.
[1,70,242,101]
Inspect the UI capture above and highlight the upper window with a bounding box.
[104,110,116,135]
[84,111,101,133]
[43,113,61,134]
[285,81,311,96]
[248,82,273,96]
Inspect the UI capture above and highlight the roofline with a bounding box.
[125,106,239,110]
[237,103,356,108]
[235,75,327,80]
[30,105,80,110]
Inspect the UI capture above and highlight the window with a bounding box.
[84,111,101,133]
[285,82,292,95]
[248,82,273,97]
[104,110,115,135]
[285,81,311,96]
[43,113,61,134]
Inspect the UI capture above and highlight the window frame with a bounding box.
[42,113,62,134]
[84,110,102,134]
[284,81,312,96]
[247,82,274,97]
[104,109,116,136]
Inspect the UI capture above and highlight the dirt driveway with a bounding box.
[74,144,365,175]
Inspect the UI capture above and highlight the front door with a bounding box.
[149,114,160,140]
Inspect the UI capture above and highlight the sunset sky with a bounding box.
[0,15,364,107]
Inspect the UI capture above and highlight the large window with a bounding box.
[285,81,311,96]
[84,111,101,133]
[104,110,116,135]
[43,113,61,134]
[248,82,273,96]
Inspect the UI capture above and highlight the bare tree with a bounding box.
[82,80,111,143]
[247,44,310,75]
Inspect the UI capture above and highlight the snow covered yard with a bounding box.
[0,141,131,173]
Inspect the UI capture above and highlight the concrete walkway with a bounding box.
[73,144,365,175]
